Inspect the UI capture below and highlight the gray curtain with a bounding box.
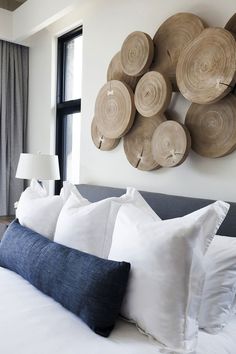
[0,40,29,215]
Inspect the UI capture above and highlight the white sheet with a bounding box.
[0,266,236,354]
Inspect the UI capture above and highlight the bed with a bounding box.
[0,184,236,354]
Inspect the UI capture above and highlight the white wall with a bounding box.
[79,0,236,201]
[16,0,236,201]
[0,8,12,41]
[26,29,55,155]
[13,0,87,41]
[24,1,88,156]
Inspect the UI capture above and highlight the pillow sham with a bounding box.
[199,235,236,333]
[108,201,229,353]
[233,297,236,313]
[0,220,130,337]
[54,187,159,258]
[16,180,76,240]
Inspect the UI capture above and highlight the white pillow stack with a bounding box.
[54,187,159,258]
[16,182,235,353]
[199,235,236,333]
[108,201,229,353]
[16,180,75,240]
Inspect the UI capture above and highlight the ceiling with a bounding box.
[0,0,27,11]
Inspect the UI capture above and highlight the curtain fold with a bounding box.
[0,40,29,215]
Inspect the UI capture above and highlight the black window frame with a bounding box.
[55,25,83,194]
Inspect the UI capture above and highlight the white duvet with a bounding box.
[0,267,236,354]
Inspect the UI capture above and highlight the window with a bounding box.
[56,26,83,193]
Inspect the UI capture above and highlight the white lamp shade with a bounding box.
[16,153,60,180]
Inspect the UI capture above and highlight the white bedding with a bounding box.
[0,266,236,354]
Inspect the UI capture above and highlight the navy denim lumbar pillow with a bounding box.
[0,220,130,337]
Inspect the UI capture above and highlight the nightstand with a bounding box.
[0,215,15,240]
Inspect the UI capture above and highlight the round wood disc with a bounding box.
[134,71,172,117]
[107,52,138,91]
[124,113,166,171]
[91,118,120,151]
[152,120,191,167]
[121,31,154,77]
[151,13,205,91]
[95,80,136,139]
[176,27,236,104]
[185,94,236,158]
[225,13,236,38]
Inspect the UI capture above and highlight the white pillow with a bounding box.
[233,297,236,314]
[16,180,74,240]
[199,235,236,333]
[108,201,229,353]
[54,187,159,258]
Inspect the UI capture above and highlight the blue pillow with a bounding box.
[0,220,130,337]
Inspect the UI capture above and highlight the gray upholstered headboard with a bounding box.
[77,184,236,237]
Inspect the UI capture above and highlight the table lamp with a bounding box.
[15,153,60,183]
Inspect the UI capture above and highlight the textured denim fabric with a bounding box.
[0,220,130,337]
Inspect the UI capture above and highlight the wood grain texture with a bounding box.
[107,52,138,91]
[91,118,120,151]
[176,27,236,104]
[121,31,154,77]
[134,71,172,117]
[95,80,136,139]
[123,113,166,171]
[151,12,205,91]
[185,94,236,158]
[152,120,191,167]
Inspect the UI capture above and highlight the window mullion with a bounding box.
[56,26,82,194]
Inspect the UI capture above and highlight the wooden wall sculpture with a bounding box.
[151,13,205,91]
[95,80,136,138]
[91,12,236,172]
[176,28,236,104]
[120,31,154,77]
[91,119,120,151]
[152,121,191,167]
[185,95,236,158]
[123,113,166,171]
[134,71,172,117]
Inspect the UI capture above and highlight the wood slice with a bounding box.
[107,52,138,91]
[225,14,236,39]
[124,113,166,171]
[176,27,236,104]
[152,120,191,167]
[91,118,120,151]
[95,80,136,139]
[185,94,236,158]
[121,31,154,77]
[134,71,172,117]
[151,13,205,91]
